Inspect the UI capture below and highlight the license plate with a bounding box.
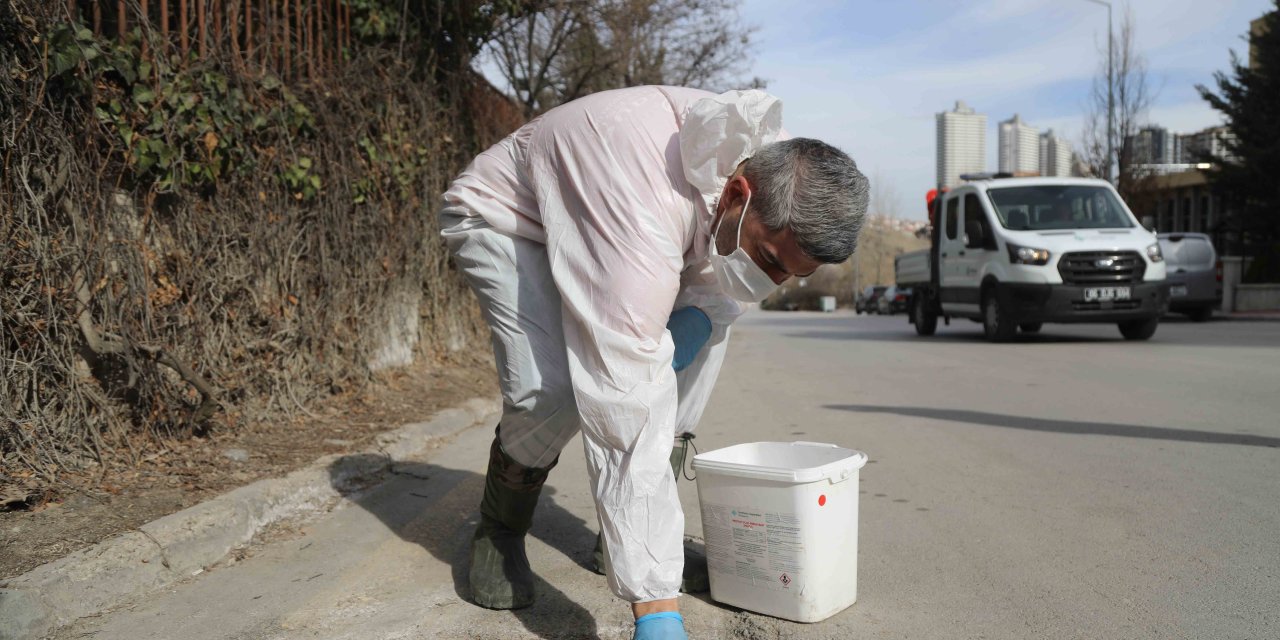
[1170,285,1188,298]
[1084,287,1131,302]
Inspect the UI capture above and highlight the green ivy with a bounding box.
[282,156,322,201]
[352,129,431,205]
[45,22,316,194]
[348,0,404,40]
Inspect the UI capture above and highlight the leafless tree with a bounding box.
[486,0,757,117]
[1079,4,1155,202]
[854,173,901,289]
[485,1,591,117]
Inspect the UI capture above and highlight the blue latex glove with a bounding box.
[667,307,712,372]
[634,611,688,640]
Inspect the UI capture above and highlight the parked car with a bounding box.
[877,286,912,315]
[856,285,888,314]
[1158,232,1220,322]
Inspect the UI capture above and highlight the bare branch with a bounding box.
[484,0,755,115]
[1080,2,1154,196]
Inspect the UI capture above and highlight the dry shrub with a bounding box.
[1,1,517,486]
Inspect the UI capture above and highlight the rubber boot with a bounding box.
[591,435,709,593]
[469,431,557,610]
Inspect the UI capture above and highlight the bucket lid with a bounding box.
[691,441,868,484]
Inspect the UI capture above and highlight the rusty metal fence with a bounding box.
[67,0,352,80]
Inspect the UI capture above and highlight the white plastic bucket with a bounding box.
[691,441,868,623]
[819,296,837,312]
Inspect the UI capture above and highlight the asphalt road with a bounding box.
[55,311,1280,639]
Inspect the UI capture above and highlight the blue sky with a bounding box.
[740,0,1274,219]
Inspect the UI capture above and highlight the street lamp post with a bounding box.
[1084,0,1114,183]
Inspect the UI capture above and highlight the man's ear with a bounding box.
[723,175,750,211]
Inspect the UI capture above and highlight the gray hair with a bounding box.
[743,138,869,263]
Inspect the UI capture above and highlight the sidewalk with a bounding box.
[1221,310,1280,321]
[26,399,814,640]
[1,398,502,640]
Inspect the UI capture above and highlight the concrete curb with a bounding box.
[1221,313,1280,322]
[0,396,500,640]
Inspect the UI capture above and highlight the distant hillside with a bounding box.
[764,215,929,309]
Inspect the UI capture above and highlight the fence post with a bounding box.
[117,1,126,40]
[229,0,241,67]
[282,0,291,79]
[245,0,253,65]
[1221,256,1243,313]
[295,0,304,79]
[259,0,270,72]
[141,0,150,59]
[179,0,188,57]
[318,0,324,75]
[197,0,206,57]
[306,0,314,80]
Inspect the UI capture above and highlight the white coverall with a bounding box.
[440,86,784,603]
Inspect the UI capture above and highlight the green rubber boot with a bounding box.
[469,431,557,610]
[591,434,708,593]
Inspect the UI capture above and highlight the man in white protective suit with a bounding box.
[439,85,868,640]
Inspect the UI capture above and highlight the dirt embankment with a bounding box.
[1,2,521,577]
[1,357,498,579]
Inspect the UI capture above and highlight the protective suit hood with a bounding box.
[678,89,785,216]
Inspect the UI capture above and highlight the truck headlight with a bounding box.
[1006,242,1051,265]
[1146,243,1164,263]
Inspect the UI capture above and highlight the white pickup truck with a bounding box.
[895,175,1168,341]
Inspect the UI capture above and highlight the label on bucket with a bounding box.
[702,503,804,593]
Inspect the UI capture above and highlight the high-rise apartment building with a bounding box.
[936,100,987,188]
[1038,129,1073,177]
[998,114,1040,175]
[1125,126,1176,165]
[1179,126,1236,164]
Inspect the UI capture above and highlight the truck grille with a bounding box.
[1058,251,1145,284]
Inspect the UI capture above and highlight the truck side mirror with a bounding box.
[1141,215,1155,231]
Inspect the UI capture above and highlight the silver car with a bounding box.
[1158,232,1221,322]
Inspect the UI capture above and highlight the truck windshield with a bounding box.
[987,185,1134,231]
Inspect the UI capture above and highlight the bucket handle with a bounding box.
[793,442,863,484]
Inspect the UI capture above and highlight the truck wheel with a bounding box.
[1118,317,1159,340]
[913,294,938,336]
[1019,322,1043,334]
[982,292,1016,342]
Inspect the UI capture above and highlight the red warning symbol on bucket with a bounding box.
[818,494,827,506]
[779,573,792,587]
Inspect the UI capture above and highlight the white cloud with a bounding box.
[742,0,1271,220]
[1146,100,1228,133]
[473,0,1269,222]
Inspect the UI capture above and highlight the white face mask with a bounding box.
[708,192,780,303]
